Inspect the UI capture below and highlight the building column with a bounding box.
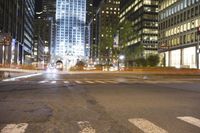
[180,49,183,67]
[168,51,171,67]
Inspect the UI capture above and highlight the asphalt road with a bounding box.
[0,72,200,133]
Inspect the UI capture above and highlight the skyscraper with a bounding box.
[35,0,56,65]
[94,0,120,63]
[120,0,159,57]
[24,0,35,64]
[159,0,200,69]
[0,0,35,65]
[55,0,86,69]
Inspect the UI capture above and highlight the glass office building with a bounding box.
[159,0,200,69]
[55,0,86,68]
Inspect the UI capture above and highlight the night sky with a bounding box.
[94,0,101,7]
[35,0,43,12]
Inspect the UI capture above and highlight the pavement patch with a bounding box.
[77,121,96,133]
[1,123,28,133]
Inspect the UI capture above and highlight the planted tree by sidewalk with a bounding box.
[99,25,117,66]
[146,54,160,67]
[119,20,145,67]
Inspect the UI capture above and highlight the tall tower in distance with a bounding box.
[55,0,86,69]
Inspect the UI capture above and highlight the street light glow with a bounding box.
[119,55,125,60]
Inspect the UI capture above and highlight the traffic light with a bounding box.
[3,35,11,45]
[197,27,200,35]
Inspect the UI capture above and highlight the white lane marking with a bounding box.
[39,80,48,84]
[85,81,94,84]
[75,81,82,84]
[128,118,168,133]
[177,116,200,128]
[64,81,69,84]
[96,81,105,84]
[77,121,95,133]
[1,123,28,133]
[2,73,42,81]
[51,81,56,84]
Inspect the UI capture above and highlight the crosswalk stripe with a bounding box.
[96,80,105,84]
[77,121,95,133]
[39,81,48,84]
[1,123,28,133]
[177,116,200,128]
[75,81,82,84]
[51,81,56,84]
[128,118,168,133]
[85,81,94,84]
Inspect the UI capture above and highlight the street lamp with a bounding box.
[119,55,125,60]
[197,27,200,69]
[118,55,125,71]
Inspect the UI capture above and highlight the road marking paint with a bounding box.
[1,123,28,133]
[77,121,95,133]
[2,73,42,81]
[64,81,69,84]
[39,80,48,84]
[96,81,105,84]
[51,81,56,84]
[128,118,168,133]
[177,116,200,128]
[75,81,82,84]
[85,81,94,84]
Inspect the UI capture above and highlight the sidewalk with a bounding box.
[0,68,42,80]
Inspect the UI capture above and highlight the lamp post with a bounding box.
[197,27,200,69]
[118,55,125,71]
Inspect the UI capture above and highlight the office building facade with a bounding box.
[159,0,200,69]
[55,0,86,69]
[35,0,56,64]
[86,0,93,59]
[0,0,35,65]
[120,0,159,56]
[94,0,120,63]
[24,0,35,64]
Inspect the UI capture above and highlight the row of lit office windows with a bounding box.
[160,0,200,20]
[163,18,200,37]
[160,32,199,47]
[120,0,158,19]
[160,5,200,29]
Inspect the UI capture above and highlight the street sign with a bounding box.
[0,33,12,46]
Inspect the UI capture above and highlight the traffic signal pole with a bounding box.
[197,35,199,69]
[197,27,200,69]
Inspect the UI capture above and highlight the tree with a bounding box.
[135,57,147,67]
[75,61,85,70]
[99,25,117,65]
[146,54,160,67]
[119,20,145,67]
[119,20,133,47]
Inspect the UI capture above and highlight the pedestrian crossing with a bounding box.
[37,80,126,85]
[1,116,200,133]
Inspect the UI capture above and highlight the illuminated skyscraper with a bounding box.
[55,0,86,68]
